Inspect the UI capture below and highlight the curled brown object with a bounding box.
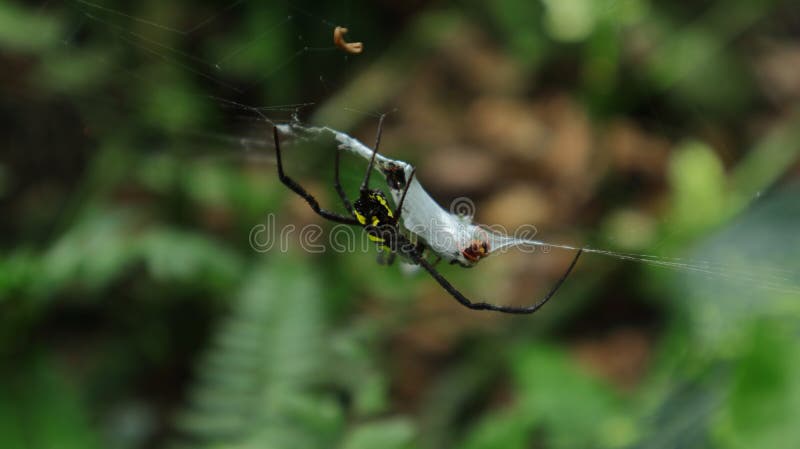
[333,26,363,54]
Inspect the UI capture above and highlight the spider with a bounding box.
[271,119,583,314]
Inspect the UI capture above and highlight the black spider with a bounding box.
[272,119,582,314]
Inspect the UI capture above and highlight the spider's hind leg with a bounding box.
[376,247,396,266]
[413,248,584,314]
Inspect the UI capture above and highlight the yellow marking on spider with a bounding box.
[370,193,394,218]
[368,234,385,243]
[354,210,367,225]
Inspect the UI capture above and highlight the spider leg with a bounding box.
[411,249,583,314]
[334,147,353,213]
[393,168,416,222]
[376,249,397,266]
[413,242,441,267]
[360,114,386,193]
[273,127,360,225]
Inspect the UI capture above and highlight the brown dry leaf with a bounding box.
[604,119,671,179]
[395,65,463,147]
[438,24,526,95]
[755,41,800,107]
[467,96,547,161]
[423,145,499,192]
[481,183,551,229]
[535,94,593,182]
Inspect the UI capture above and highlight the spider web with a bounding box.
[30,0,800,297]
[48,0,384,160]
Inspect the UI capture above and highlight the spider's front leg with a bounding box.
[333,147,354,214]
[273,128,360,225]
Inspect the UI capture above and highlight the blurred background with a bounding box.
[2,0,800,448]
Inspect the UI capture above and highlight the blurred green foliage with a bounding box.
[1,1,799,449]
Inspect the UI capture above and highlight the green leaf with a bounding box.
[712,323,800,449]
[542,0,596,42]
[340,418,415,449]
[175,257,344,448]
[0,355,101,449]
[0,3,62,53]
[458,410,529,449]
[511,344,634,449]
[667,140,727,235]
